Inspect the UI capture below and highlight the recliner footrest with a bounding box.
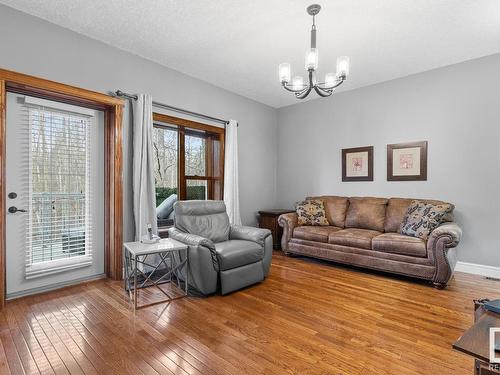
[219,261,264,295]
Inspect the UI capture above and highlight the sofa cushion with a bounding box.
[215,240,264,271]
[296,199,329,226]
[399,200,454,240]
[372,233,427,257]
[328,228,381,250]
[385,198,455,232]
[293,226,342,243]
[306,196,349,228]
[345,197,388,232]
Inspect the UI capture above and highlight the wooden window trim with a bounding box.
[184,176,221,181]
[0,68,124,308]
[153,112,225,212]
[153,113,225,134]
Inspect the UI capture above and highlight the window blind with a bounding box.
[22,97,95,278]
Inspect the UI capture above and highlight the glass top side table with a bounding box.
[123,238,188,310]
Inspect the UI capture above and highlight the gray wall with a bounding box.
[0,5,278,241]
[1,4,497,268]
[277,53,500,267]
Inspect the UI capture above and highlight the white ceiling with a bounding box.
[2,0,500,108]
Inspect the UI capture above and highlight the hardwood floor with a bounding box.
[1,252,499,374]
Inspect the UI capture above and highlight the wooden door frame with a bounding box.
[0,68,124,308]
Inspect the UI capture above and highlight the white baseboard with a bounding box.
[455,261,500,279]
[6,273,107,300]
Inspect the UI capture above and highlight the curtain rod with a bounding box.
[114,90,231,126]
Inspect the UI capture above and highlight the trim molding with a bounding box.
[455,261,500,279]
[6,273,107,300]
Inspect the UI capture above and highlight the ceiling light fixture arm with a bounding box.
[282,82,306,93]
[316,76,345,90]
[314,85,333,97]
[295,70,314,99]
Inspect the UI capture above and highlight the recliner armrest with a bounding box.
[229,225,271,246]
[168,227,219,271]
[168,227,215,248]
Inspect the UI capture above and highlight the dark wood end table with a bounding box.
[257,209,294,250]
[453,299,500,374]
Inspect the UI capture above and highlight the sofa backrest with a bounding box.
[345,197,388,232]
[384,197,455,232]
[302,195,455,233]
[173,200,230,242]
[306,195,349,228]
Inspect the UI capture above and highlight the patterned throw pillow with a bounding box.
[296,199,330,226]
[399,200,453,240]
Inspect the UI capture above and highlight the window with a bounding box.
[153,113,224,227]
[24,98,97,277]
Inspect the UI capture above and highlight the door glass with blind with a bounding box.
[5,93,104,298]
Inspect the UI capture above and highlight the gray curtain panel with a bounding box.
[132,93,158,241]
[223,120,242,225]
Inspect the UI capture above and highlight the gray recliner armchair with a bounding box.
[168,200,273,295]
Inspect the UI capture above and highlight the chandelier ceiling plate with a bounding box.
[306,4,321,16]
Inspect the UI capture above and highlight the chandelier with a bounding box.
[278,4,350,99]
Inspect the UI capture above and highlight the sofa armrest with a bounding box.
[229,225,271,245]
[277,213,298,254]
[427,222,462,286]
[428,222,462,248]
[168,227,219,271]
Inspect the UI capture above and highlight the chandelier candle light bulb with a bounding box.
[324,72,337,88]
[279,63,291,83]
[336,56,350,78]
[305,48,319,70]
[292,76,304,91]
[278,4,349,99]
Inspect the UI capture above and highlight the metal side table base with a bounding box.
[123,239,189,310]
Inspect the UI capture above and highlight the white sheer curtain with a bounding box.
[132,94,158,240]
[223,120,242,225]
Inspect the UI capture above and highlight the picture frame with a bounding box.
[342,146,374,182]
[387,141,427,181]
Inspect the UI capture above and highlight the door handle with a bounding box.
[8,206,27,214]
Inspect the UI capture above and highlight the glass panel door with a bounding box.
[5,93,105,298]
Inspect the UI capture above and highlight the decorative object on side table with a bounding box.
[258,209,295,249]
[123,238,188,310]
[486,300,500,314]
[342,146,374,181]
[387,141,428,181]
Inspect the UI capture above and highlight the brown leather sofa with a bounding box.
[278,196,462,288]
